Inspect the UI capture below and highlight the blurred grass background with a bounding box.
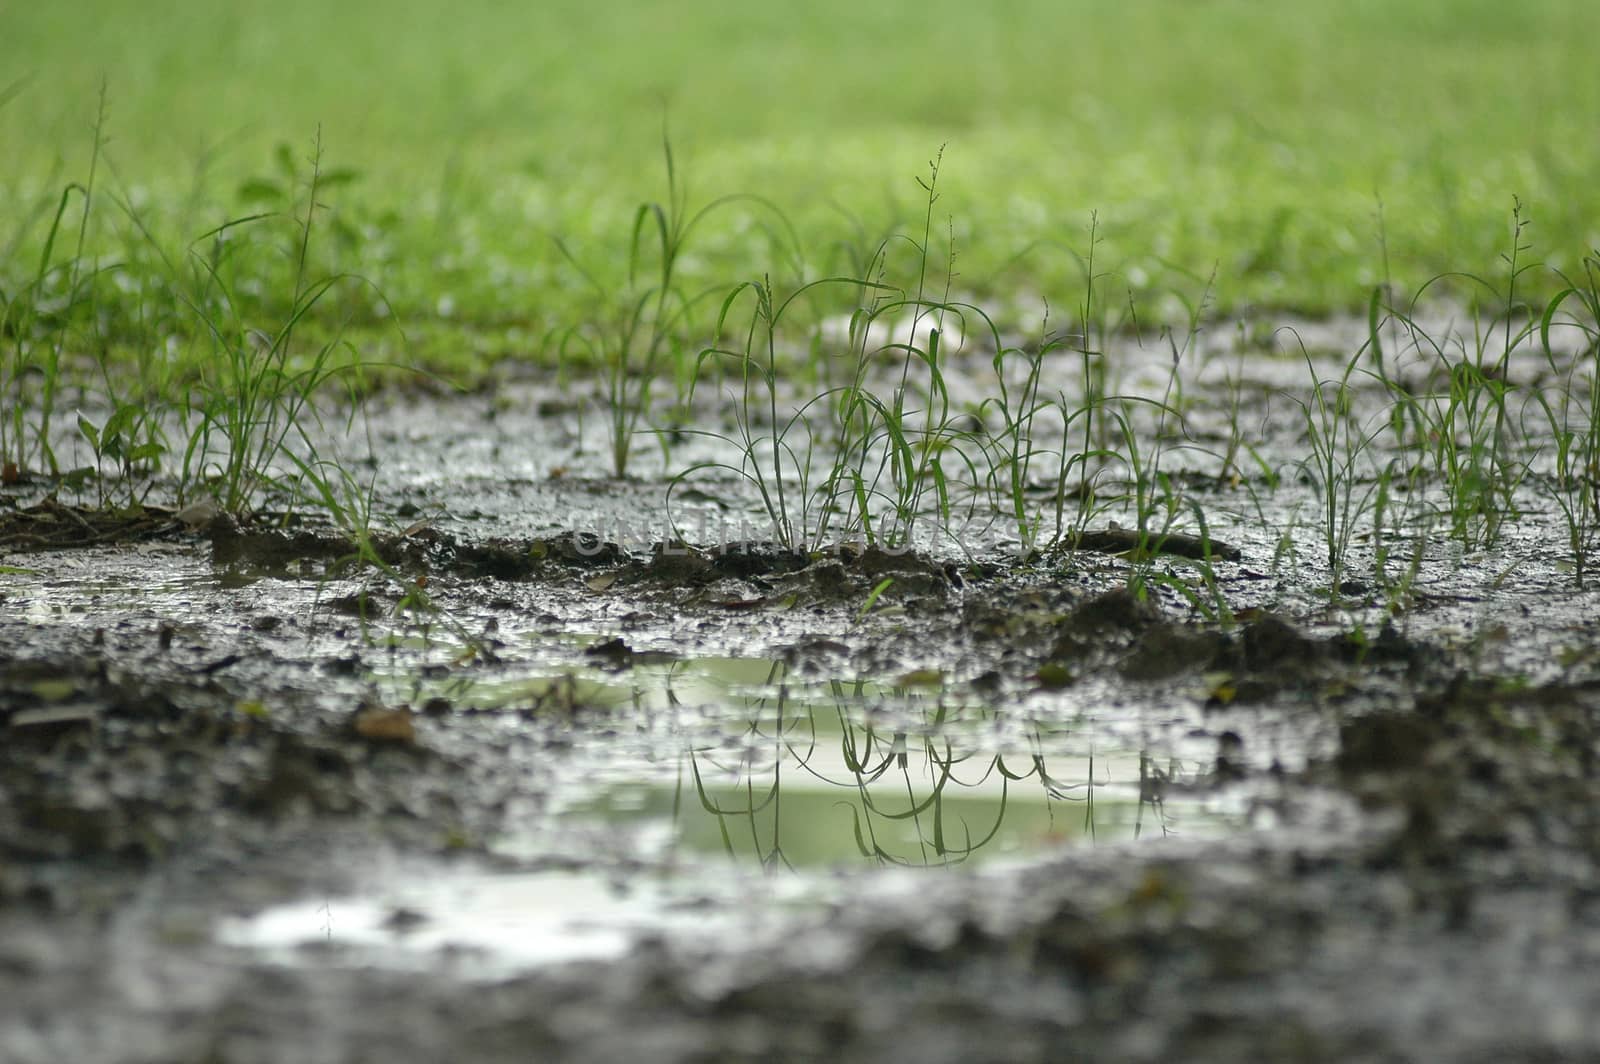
[4,0,1596,350]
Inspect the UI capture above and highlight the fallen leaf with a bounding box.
[11,705,97,731]
[1036,662,1074,689]
[353,705,416,744]
[897,668,946,687]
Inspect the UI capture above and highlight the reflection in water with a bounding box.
[575,660,1203,870]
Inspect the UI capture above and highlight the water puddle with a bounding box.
[217,865,815,979]
[222,651,1249,976]
[582,747,1167,869]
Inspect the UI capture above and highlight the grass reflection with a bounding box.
[398,650,1212,869]
[650,662,1192,869]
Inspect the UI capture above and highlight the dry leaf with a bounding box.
[353,705,416,744]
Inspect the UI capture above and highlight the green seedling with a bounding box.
[1289,340,1392,601]
[1534,248,1600,586]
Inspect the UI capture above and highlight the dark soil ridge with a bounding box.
[2,493,1238,577]
[1042,587,1420,686]
[204,520,985,600]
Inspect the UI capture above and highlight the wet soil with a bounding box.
[4,319,1600,1062]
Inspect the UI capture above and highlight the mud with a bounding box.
[4,319,1600,1062]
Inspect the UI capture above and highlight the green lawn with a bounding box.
[4,0,1597,351]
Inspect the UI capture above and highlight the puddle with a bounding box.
[219,651,1248,976]
[421,651,1250,868]
[217,865,815,979]
[582,745,1187,869]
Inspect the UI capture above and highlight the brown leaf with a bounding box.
[353,705,416,744]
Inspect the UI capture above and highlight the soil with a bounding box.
[3,320,1600,1062]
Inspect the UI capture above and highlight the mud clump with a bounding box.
[1240,614,1326,671]
[209,519,356,569]
[639,539,719,585]
[442,539,547,580]
[618,539,811,588]
[704,541,812,582]
[1047,587,1161,663]
[1061,587,1162,636]
[621,540,953,604]
[1119,622,1231,681]
[1050,606,1421,701]
[1336,711,1436,775]
[583,636,679,670]
[527,531,628,569]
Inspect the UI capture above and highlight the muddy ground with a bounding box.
[3,323,1600,1062]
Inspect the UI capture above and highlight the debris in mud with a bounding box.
[7,704,98,742]
[0,498,187,550]
[1069,526,1242,562]
[351,703,418,745]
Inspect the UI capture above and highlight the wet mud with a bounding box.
[4,323,1600,1062]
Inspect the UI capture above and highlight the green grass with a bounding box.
[4,0,1598,360]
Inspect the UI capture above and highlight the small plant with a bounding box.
[675,270,870,550]
[1288,338,1394,600]
[979,309,1070,552]
[1375,201,1543,550]
[1533,247,1600,586]
[670,149,983,554]
[75,399,165,509]
[817,149,976,551]
[1213,358,1276,491]
[555,133,800,480]
[1123,497,1236,626]
[2,85,111,478]
[235,142,367,267]
[176,131,379,517]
